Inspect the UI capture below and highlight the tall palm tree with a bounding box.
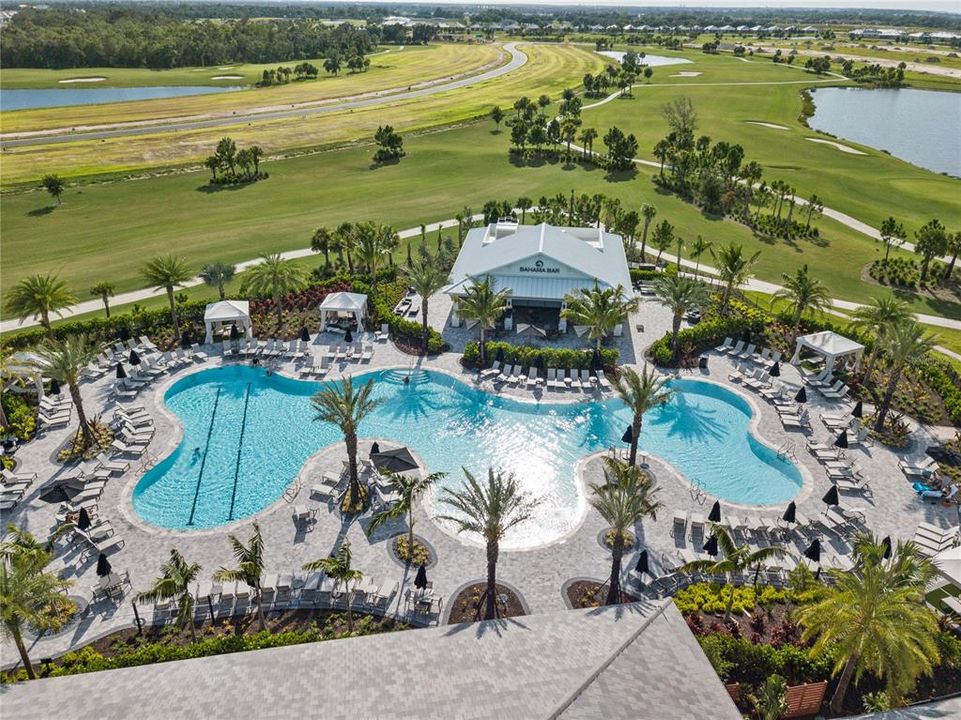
[0,525,73,679]
[689,235,712,277]
[334,222,356,274]
[311,377,382,509]
[30,335,101,449]
[874,320,936,431]
[850,296,911,379]
[773,264,831,344]
[653,275,710,360]
[591,458,662,605]
[455,276,510,366]
[89,281,115,319]
[199,262,236,301]
[680,525,786,619]
[311,227,335,270]
[403,257,449,354]
[137,549,202,641]
[711,242,761,312]
[561,284,637,351]
[240,253,308,324]
[797,535,939,713]
[639,203,657,258]
[303,541,362,631]
[213,522,267,632]
[368,470,446,559]
[5,272,77,335]
[141,254,192,341]
[437,468,538,620]
[354,222,394,292]
[516,196,533,224]
[612,364,673,466]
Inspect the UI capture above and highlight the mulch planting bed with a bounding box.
[565,579,639,609]
[447,582,526,624]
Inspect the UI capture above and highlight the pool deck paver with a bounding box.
[1,298,955,667]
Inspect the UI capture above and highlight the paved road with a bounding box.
[0,44,527,149]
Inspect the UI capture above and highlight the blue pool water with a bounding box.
[133,367,803,547]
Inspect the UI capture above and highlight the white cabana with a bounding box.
[790,330,864,371]
[934,545,961,589]
[203,300,252,344]
[319,292,368,331]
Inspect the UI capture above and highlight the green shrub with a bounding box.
[697,634,837,686]
[358,278,447,355]
[919,358,961,426]
[629,265,678,283]
[463,340,618,371]
[1,393,37,441]
[647,315,755,366]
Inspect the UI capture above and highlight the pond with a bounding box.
[1,85,246,111]
[808,87,961,177]
[596,51,693,67]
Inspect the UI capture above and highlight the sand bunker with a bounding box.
[806,138,867,155]
[211,75,244,80]
[217,66,235,70]
[745,121,790,130]
[670,71,702,77]
[58,77,107,84]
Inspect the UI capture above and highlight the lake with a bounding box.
[596,51,693,67]
[1,85,246,111]
[808,87,961,177]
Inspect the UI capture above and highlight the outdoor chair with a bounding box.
[821,384,849,400]
[899,456,938,478]
[736,343,757,360]
[2,468,37,484]
[595,369,612,390]
[361,345,374,362]
[727,340,745,356]
[567,369,582,390]
[480,361,501,379]
[671,510,688,538]
[580,369,594,388]
[714,337,734,353]
[526,367,539,388]
[375,324,390,342]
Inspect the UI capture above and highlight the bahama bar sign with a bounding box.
[518,259,561,274]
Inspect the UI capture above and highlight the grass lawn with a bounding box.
[1,44,503,132]
[0,43,607,184]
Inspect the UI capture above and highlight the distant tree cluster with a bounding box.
[841,61,906,88]
[804,56,832,74]
[373,126,405,164]
[257,62,319,87]
[582,53,653,99]
[204,137,266,185]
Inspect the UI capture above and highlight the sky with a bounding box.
[325,0,961,13]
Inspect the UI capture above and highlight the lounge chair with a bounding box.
[526,367,539,388]
[714,337,734,353]
[736,343,757,360]
[496,364,513,383]
[508,366,525,385]
[95,453,129,475]
[689,512,706,539]
[726,340,746,356]
[480,361,501,379]
[671,510,687,538]
[743,371,770,391]
[2,468,37,484]
[780,412,811,430]
[821,382,849,399]
[360,345,374,362]
[752,348,771,365]
[580,369,595,388]
[810,374,837,390]
[803,368,830,386]
[375,324,390,342]
[112,439,147,457]
[595,369,612,390]
[567,369,582,390]
[899,456,938,478]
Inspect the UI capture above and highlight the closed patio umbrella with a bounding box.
[96,553,112,578]
[881,536,892,559]
[494,347,505,364]
[621,426,633,444]
[77,507,91,531]
[344,329,354,344]
[180,332,192,350]
[635,550,649,575]
[115,363,127,379]
[852,400,863,418]
[230,324,240,341]
[769,362,780,377]
[414,564,428,590]
[834,430,849,449]
[708,500,721,523]
[591,348,602,371]
[118,327,131,342]
[371,447,418,473]
[128,349,141,366]
[794,387,807,404]
[822,485,840,507]
[782,501,797,524]
[300,326,310,343]
[804,539,822,563]
[49,379,61,396]
[369,442,381,456]
[703,535,719,557]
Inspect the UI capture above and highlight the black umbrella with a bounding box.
[635,550,649,575]
[115,363,127,379]
[834,430,849,449]
[369,442,381,456]
[794,387,807,404]
[38,486,70,504]
[371,447,418,473]
[230,324,240,341]
[96,553,112,578]
[881,536,892,559]
[536,354,547,372]
[804,539,822,563]
[782,501,797,524]
[180,333,192,350]
[494,346,505,364]
[77,507,91,531]
[852,400,863,419]
[344,329,354,344]
[621,426,633,444]
[822,485,840,507]
[703,535,719,557]
[414,564,428,590]
[118,327,131,342]
[769,361,781,378]
[591,348,602,371]
[708,500,721,523]
[49,379,61,396]
[300,326,310,343]
[128,349,141,366]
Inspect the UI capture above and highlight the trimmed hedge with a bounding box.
[629,264,678,284]
[463,340,618,371]
[699,634,837,686]
[648,315,756,366]
[920,358,961,426]
[356,278,447,355]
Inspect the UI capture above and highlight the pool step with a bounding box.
[381,369,431,386]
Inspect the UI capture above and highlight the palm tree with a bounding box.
[403,257,448,354]
[579,127,598,161]
[334,222,356,274]
[797,535,939,713]
[874,320,936,431]
[5,272,77,334]
[516,196,533,224]
[591,458,662,605]
[199,262,236,301]
[437,468,538,620]
[213,522,268,632]
[639,203,657,259]
[368,469,447,558]
[455,276,510,366]
[711,242,761,311]
[612,364,673,466]
[30,335,101,449]
[249,145,264,176]
[772,264,831,344]
[650,220,674,264]
[303,541,362,631]
[653,275,710,360]
[311,377,382,509]
[851,296,912,378]
[89,281,115,318]
[141,255,192,341]
[41,174,66,205]
[137,549,202,641]
[0,525,73,679]
[561,284,638,351]
[689,235,712,277]
[354,222,394,292]
[680,525,786,619]
[311,227,334,270]
[240,253,308,324]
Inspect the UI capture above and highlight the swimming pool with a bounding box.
[132,367,803,547]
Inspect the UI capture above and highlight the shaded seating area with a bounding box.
[319,292,368,333]
[790,330,864,374]
[203,300,253,344]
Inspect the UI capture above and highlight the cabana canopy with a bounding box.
[319,292,368,331]
[934,545,961,589]
[203,300,252,344]
[790,330,864,371]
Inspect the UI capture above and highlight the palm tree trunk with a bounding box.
[103,297,111,318]
[218,282,226,301]
[407,507,416,553]
[874,367,901,432]
[69,379,96,449]
[323,248,330,269]
[830,655,859,714]
[484,540,498,620]
[42,310,52,337]
[628,417,642,466]
[12,627,36,679]
[346,431,360,508]
[188,603,197,642]
[671,315,682,359]
[606,537,623,605]
[166,287,181,341]
[479,328,487,366]
[256,586,266,631]
[274,292,283,325]
[421,298,430,354]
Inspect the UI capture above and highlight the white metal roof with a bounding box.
[935,545,961,588]
[203,300,250,322]
[795,331,864,358]
[318,292,367,312]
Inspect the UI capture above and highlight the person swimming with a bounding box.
[191,447,202,462]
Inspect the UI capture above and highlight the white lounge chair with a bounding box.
[736,343,757,360]
[496,364,513,383]
[374,324,390,342]
[526,367,539,388]
[821,384,849,400]
[714,337,734,353]
[480,360,501,379]
[726,340,745,356]
[899,456,938,478]
[595,369,612,390]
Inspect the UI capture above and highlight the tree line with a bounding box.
[204,137,266,185]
